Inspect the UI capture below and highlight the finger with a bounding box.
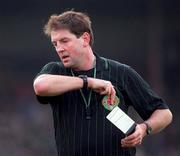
[110,86,116,104]
[122,136,140,145]
[122,126,141,142]
[121,138,140,147]
[122,133,137,142]
[100,82,110,94]
[121,125,144,147]
[121,133,142,147]
[107,85,111,95]
[100,87,109,95]
[122,138,142,147]
[121,134,138,145]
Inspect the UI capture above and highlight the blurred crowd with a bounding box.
[0,83,57,156]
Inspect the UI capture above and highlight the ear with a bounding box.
[82,32,90,47]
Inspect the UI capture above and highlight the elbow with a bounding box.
[163,109,173,127]
[33,76,49,96]
[167,109,173,125]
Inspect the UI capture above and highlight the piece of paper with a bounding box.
[106,106,135,134]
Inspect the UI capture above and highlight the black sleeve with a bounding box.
[33,62,63,104]
[124,66,169,120]
[35,62,62,78]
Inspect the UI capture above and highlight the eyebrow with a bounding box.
[51,37,69,42]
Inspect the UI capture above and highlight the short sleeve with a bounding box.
[33,62,64,104]
[35,62,63,78]
[124,66,169,120]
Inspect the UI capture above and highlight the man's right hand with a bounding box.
[88,77,116,104]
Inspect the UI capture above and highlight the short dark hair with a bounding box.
[44,10,94,47]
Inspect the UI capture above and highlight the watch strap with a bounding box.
[78,75,88,89]
[144,122,152,135]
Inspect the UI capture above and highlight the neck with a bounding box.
[73,49,96,71]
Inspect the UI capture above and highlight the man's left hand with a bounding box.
[121,123,147,147]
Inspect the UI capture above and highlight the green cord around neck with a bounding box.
[71,67,96,108]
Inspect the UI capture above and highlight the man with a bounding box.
[33,10,172,156]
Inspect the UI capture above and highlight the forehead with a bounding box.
[51,29,76,41]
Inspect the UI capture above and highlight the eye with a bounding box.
[61,38,69,43]
[52,42,57,47]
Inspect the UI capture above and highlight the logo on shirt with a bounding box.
[102,95,120,111]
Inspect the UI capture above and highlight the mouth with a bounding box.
[61,55,70,62]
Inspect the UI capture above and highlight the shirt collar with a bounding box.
[66,52,108,73]
[94,52,108,72]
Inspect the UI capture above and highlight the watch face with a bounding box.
[147,127,152,135]
[144,122,152,135]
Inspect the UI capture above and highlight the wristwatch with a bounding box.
[78,75,88,89]
[144,122,152,135]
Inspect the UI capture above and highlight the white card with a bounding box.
[106,106,135,134]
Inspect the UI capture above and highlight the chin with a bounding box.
[63,62,72,68]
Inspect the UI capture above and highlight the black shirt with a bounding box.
[35,54,169,156]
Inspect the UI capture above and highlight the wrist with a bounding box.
[139,123,148,137]
[78,75,88,89]
[143,122,152,136]
[87,77,93,88]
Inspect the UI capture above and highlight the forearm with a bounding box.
[33,74,83,96]
[143,109,173,134]
[34,73,116,104]
[121,108,172,147]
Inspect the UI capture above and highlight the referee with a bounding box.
[33,10,172,156]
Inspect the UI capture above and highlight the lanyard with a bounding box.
[71,67,96,119]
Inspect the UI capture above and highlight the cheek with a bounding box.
[69,45,82,57]
[71,51,81,58]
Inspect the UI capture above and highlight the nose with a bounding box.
[56,42,65,53]
[56,47,65,54]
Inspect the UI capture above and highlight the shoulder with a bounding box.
[39,61,66,75]
[106,58,140,77]
[104,57,130,73]
[107,58,129,67]
[96,53,133,76]
[43,61,64,68]
[100,57,132,86]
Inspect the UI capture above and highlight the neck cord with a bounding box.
[71,67,96,109]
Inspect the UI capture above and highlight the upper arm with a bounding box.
[124,66,169,120]
[33,62,64,104]
[34,62,62,79]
